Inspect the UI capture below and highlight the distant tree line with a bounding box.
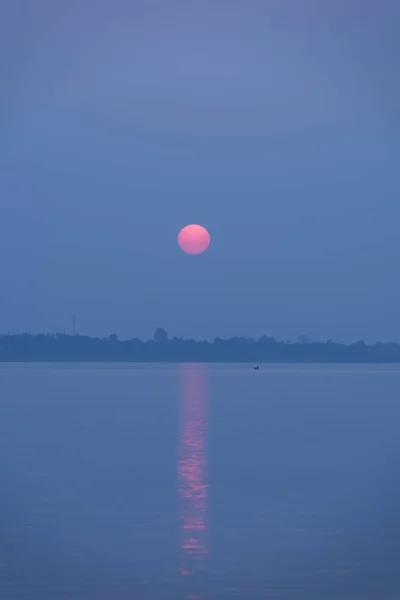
[0,328,400,362]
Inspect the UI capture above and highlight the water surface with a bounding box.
[0,363,399,599]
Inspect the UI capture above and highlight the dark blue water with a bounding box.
[0,363,399,599]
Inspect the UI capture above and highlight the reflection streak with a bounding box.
[178,364,208,600]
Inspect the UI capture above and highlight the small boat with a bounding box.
[254,365,260,370]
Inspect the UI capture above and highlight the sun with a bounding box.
[178,224,210,255]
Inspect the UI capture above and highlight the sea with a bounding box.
[0,363,399,599]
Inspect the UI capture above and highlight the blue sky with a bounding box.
[1,0,399,341]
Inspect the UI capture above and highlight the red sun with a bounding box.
[178,224,210,255]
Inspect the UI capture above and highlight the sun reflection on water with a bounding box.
[178,364,208,600]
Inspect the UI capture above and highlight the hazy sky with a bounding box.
[1,0,399,341]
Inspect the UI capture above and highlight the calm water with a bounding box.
[0,363,399,599]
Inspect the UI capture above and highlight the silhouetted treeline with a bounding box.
[1,328,400,362]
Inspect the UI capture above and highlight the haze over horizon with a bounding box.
[1,1,399,343]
